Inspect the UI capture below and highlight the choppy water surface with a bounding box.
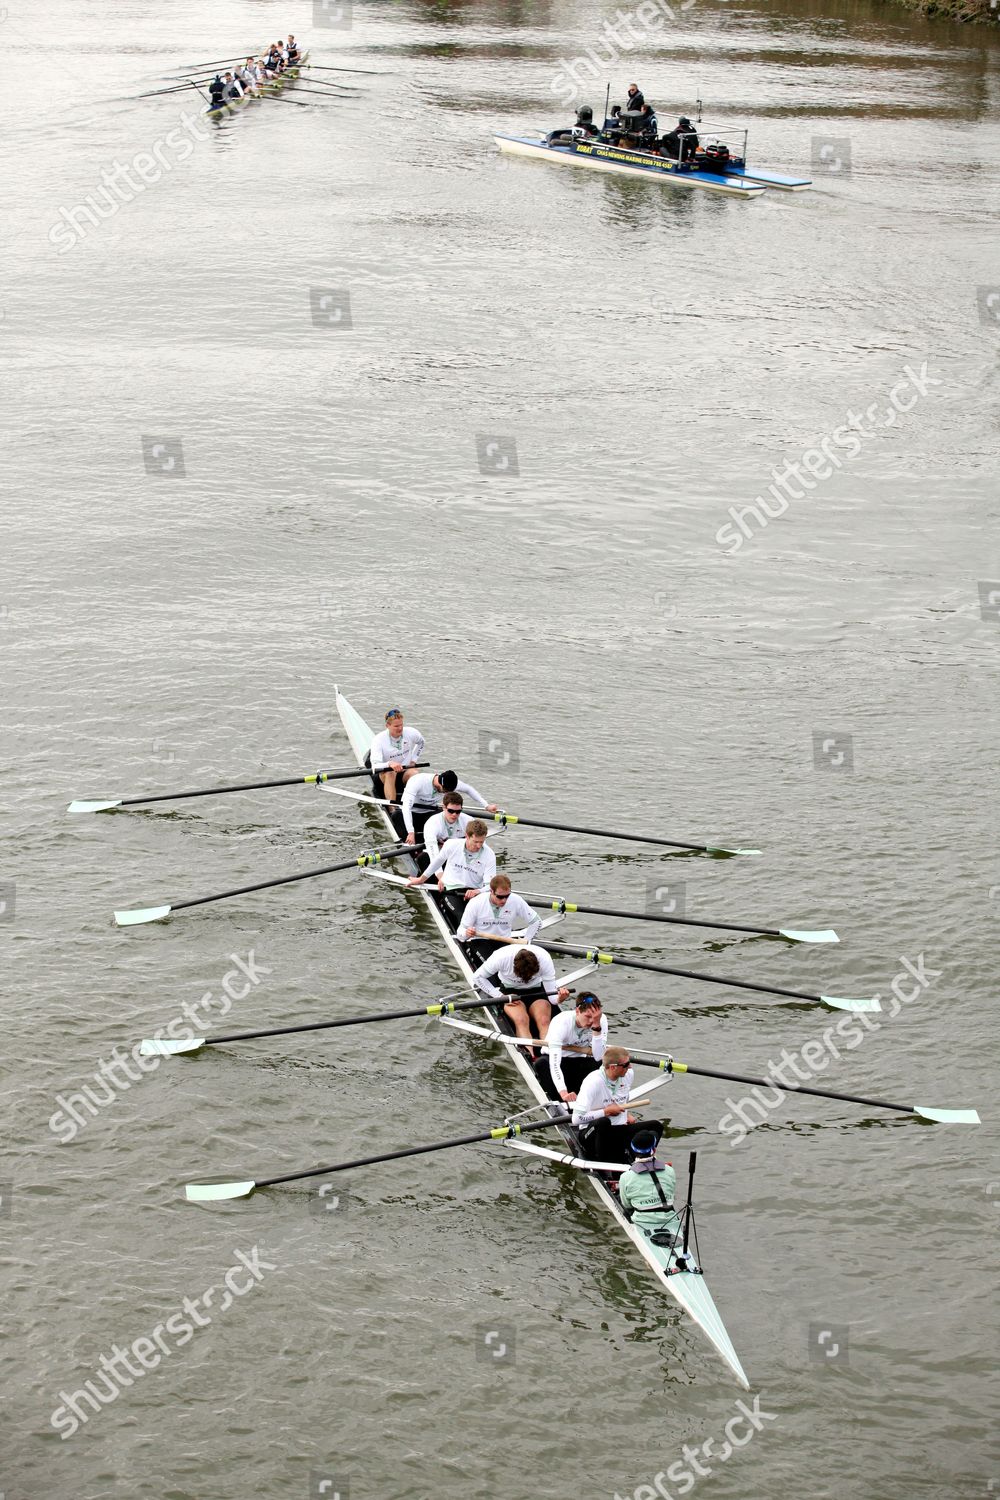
[4,0,999,1496]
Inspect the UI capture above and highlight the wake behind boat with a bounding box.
[496,86,811,197]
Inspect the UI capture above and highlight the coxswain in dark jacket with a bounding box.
[208,75,226,110]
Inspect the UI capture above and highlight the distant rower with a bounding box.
[369,707,425,806]
[456,874,540,945]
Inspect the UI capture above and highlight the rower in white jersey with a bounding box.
[456,874,540,945]
[539,991,608,1102]
[401,769,496,846]
[571,1047,640,1164]
[422,792,470,862]
[368,707,426,806]
[407,821,495,900]
[471,944,570,1046]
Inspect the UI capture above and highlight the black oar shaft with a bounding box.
[172,845,410,913]
[205,993,477,1046]
[257,1115,568,1188]
[546,900,778,938]
[111,763,426,809]
[540,941,821,1004]
[469,809,712,852]
[655,1058,910,1115]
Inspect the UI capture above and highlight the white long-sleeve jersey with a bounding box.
[543,1010,608,1097]
[402,772,488,835]
[456,890,540,944]
[422,810,471,862]
[422,836,496,892]
[369,725,426,772]
[571,1065,636,1127]
[472,944,559,1002]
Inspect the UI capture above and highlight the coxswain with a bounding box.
[208,75,226,111]
[369,708,426,806]
[422,792,468,862]
[401,769,496,845]
[538,991,607,1102]
[456,874,541,945]
[571,1047,639,1164]
[617,1128,680,1240]
[471,944,570,1047]
[406,821,496,922]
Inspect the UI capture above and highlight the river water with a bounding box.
[4,0,999,1497]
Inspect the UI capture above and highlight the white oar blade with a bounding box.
[914,1106,980,1125]
[68,798,122,814]
[185,1180,256,1202]
[779,928,839,944]
[114,904,172,927]
[707,845,761,857]
[820,994,881,1012]
[139,1037,205,1056]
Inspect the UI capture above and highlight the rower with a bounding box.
[422,792,468,862]
[471,944,570,1047]
[222,71,244,101]
[369,707,426,806]
[406,820,496,923]
[571,1047,640,1164]
[617,1128,681,1241]
[456,874,541,945]
[401,769,496,846]
[286,34,299,63]
[537,991,607,1103]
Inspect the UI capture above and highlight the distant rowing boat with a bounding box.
[334,686,750,1388]
[495,130,810,197]
[203,53,308,120]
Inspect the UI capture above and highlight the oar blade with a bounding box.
[139,1037,205,1056]
[820,994,881,1012]
[68,798,123,814]
[114,904,172,927]
[913,1105,980,1125]
[185,1180,256,1202]
[706,845,761,857]
[779,928,840,944]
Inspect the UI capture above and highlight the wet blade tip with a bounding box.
[139,1038,205,1056]
[914,1106,980,1125]
[114,905,172,927]
[185,1180,256,1202]
[821,995,881,1013]
[780,929,839,944]
[68,799,122,814]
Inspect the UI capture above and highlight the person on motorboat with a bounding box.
[659,116,699,162]
[545,105,601,145]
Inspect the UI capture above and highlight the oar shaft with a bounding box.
[654,1058,911,1115]
[257,1115,569,1188]
[477,812,709,851]
[544,900,778,938]
[205,993,477,1046]
[540,941,822,1004]
[171,845,410,913]
[110,764,426,809]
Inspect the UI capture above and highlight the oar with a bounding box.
[186,1114,570,1201]
[305,62,393,75]
[133,82,207,99]
[536,940,880,1013]
[185,79,211,106]
[469,809,758,857]
[140,992,479,1055]
[164,54,247,73]
[630,1052,980,1125]
[69,763,427,815]
[519,890,837,944]
[114,844,412,927]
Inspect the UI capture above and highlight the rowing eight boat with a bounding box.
[203,53,308,120]
[334,686,750,1388]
